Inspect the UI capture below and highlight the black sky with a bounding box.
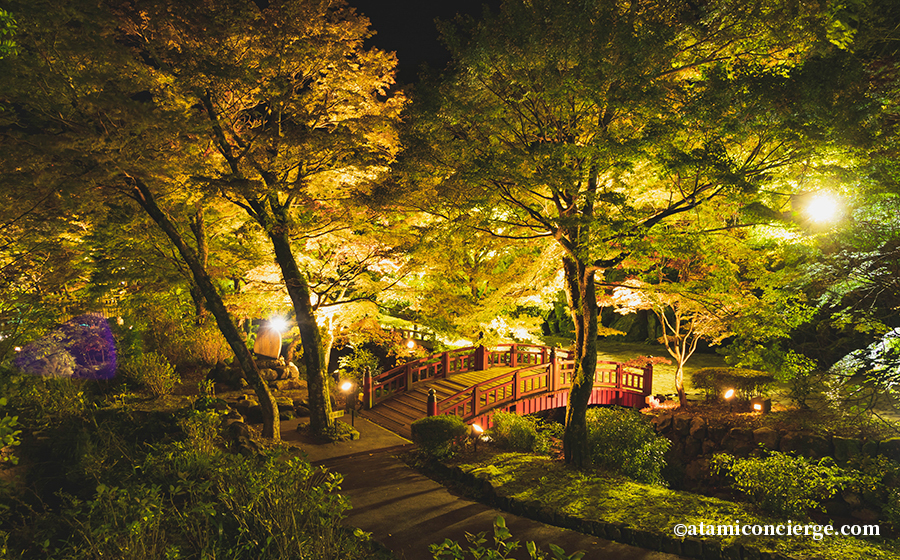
[347,0,501,85]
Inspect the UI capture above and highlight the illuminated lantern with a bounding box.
[254,325,282,359]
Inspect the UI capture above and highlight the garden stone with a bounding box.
[270,379,302,391]
[832,436,862,464]
[681,538,703,558]
[701,540,723,560]
[824,499,851,517]
[862,439,879,456]
[244,404,263,424]
[674,414,692,437]
[660,537,682,555]
[878,437,900,462]
[721,544,741,560]
[851,508,879,523]
[779,432,831,459]
[702,439,718,455]
[260,368,279,381]
[752,427,779,450]
[654,413,674,434]
[689,416,707,440]
[707,425,729,445]
[683,437,702,459]
[722,427,754,455]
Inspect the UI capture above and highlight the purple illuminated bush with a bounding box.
[14,314,117,380]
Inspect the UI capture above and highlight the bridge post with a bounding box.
[549,347,558,392]
[406,362,414,391]
[510,343,518,367]
[472,386,480,417]
[475,345,488,371]
[363,367,373,410]
[642,363,653,397]
[616,363,623,405]
[427,388,437,416]
[441,351,450,379]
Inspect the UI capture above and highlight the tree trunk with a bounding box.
[562,256,598,468]
[267,221,334,434]
[187,209,209,323]
[675,362,687,407]
[131,178,281,439]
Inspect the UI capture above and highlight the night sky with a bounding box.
[348,0,502,84]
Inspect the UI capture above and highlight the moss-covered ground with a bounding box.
[446,449,900,560]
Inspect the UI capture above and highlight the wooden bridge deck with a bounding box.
[361,367,518,439]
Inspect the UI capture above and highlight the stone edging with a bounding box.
[430,462,794,560]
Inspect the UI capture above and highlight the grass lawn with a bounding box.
[448,450,899,560]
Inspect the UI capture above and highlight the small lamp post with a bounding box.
[341,380,356,427]
[750,396,771,414]
[471,423,484,453]
[724,388,735,412]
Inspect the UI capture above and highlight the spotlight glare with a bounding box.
[269,316,289,333]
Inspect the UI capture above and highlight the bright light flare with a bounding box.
[471,423,484,434]
[805,193,841,223]
[340,381,353,392]
[753,403,763,412]
[268,316,289,333]
[724,388,735,400]
[406,339,416,350]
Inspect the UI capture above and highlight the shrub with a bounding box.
[690,367,774,401]
[488,412,560,455]
[119,352,180,396]
[586,407,670,485]
[411,414,469,460]
[711,451,850,517]
[430,516,584,560]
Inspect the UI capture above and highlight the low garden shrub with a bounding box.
[691,367,774,401]
[119,352,180,396]
[488,412,561,455]
[411,414,469,460]
[711,451,850,517]
[430,515,584,560]
[586,407,669,485]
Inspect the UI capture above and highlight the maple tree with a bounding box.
[408,0,848,465]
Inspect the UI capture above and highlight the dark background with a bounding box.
[348,0,502,84]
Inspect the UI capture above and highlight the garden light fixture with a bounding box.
[471,423,484,453]
[268,316,289,333]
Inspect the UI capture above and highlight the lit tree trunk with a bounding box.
[266,212,334,434]
[187,208,209,323]
[655,307,699,408]
[131,177,281,439]
[562,256,598,468]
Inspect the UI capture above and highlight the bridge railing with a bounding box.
[436,356,652,425]
[365,343,562,407]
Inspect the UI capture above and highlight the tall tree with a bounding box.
[0,0,283,437]
[114,0,406,433]
[408,0,844,465]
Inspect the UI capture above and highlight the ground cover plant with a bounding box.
[446,450,899,560]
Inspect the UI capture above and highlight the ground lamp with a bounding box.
[471,423,484,453]
[724,388,735,412]
[341,380,357,427]
[750,396,771,414]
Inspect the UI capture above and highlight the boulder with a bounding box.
[832,436,862,464]
[722,427,755,455]
[878,437,900,462]
[674,415,692,437]
[779,432,831,459]
[689,416,707,440]
[260,368,279,381]
[752,427,779,450]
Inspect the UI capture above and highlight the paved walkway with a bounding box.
[282,417,687,560]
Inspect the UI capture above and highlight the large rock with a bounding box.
[779,432,831,459]
[689,416,707,440]
[878,437,900,462]
[833,436,862,464]
[722,427,755,455]
[673,415,692,437]
[752,427,779,450]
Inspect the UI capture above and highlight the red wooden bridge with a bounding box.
[361,344,653,439]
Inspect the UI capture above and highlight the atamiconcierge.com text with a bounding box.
[673,520,880,541]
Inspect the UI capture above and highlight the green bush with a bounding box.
[586,407,669,485]
[431,515,584,560]
[488,412,560,455]
[119,352,180,396]
[711,451,850,517]
[690,367,774,401]
[411,414,469,460]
